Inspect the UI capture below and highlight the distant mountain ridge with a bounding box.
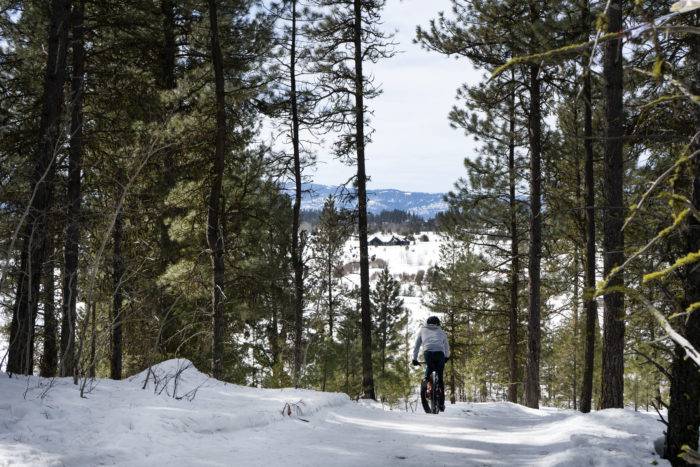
[286,183,447,219]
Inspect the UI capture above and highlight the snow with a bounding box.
[0,317,7,372]
[1,359,668,466]
[339,231,446,328]
[343,231,444,277]
[671,0,700,13]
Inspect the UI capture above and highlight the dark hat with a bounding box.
[427,316,440,326]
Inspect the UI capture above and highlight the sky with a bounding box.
[309,0,483,194]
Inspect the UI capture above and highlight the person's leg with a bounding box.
[436,352,446,408]
[423,351,434,380]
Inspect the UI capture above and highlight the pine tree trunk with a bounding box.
[321,334,330,392]
[665,16,700,465]
[321,255,334,392]
[353,0,375,400]
[381,308,387,377]
[157,0,177,91]
[507,83,520,404]
[579,0,597,413]
[8,0,71,376]
[449,312,456,404]
[207,0,227,380]
[525,57,542,409]
[60,0,85,378]
[601,0,625,409]
[40,237,57,377]
[267,306,281,383]
[572,250,580,410]
[111,209,124,380]
[89,302,97,378]
[345,336,350,395]
[290,0,305,388]
[328,253,334,337]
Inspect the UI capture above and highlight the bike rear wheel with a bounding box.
[420,378,431,413]
[430,371,439,414]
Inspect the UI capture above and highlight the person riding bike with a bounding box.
[412,316,450,411]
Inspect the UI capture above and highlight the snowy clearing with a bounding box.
[1,360,667,466]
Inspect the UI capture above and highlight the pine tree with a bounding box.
[59,0,85,378]
[206,0,228,379]
[416,0,572,408]
[371,268,407,401]
[309,197,352,391]
[666,7,700,462]
[600,0,626,409]
[7,0,71,375]
[446,75,527,403]
[309,0,394,400]
[578,0,598,415]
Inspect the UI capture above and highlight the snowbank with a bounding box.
[0,359,348,466]
[0,360,668,466]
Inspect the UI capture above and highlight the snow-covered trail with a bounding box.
[0,360,667,466]
[226,401,664,467]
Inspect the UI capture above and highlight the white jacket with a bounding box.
[412,324,450,361]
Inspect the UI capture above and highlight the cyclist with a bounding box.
[412,316,450,411]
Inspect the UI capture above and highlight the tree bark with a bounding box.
[353,0,375,400]
[572,250,580,410]
[60,0,85,378]
[525,57,542,409]
[157,0,177,91]
[8,0,71,376]
[321,249,335,392]
[290,0,305,388]
[601,0,625,410]
[207,0,227,380]
[110,209,124,380]
[449,311,456,404]
[89,302,97,378]
[40,237,57,377]
[507,82,520,404]
[665,15,700,465]
[579,0,597,413]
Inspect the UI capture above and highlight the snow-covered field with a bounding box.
[342,231,444,278]
[1,360,668,466]
[339,231,444,326]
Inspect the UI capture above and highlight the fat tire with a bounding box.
[430,372,439,414]
[420,379,431,413]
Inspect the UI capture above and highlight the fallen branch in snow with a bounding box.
[282,400,306,417]
[651,395,668,427]
[39,378,56,400]
[174,383,203,402]
[142,366,153,391]
[21,376,57,401]
[142,360,207,402]
[23,376,31,400]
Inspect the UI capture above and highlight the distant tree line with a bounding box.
[301,208,439,234]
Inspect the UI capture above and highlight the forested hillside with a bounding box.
[291,183,448,218]
[1,0,699,465]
